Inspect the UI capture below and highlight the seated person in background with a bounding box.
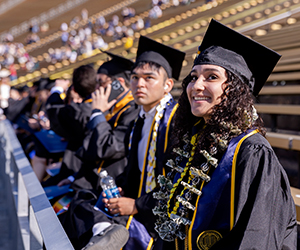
[153,19,297,250]
[43,65,97,187]
[4,86,23,122]
[63,36,185,250]
[58,52,140,247]
[29,79,57,182]
[57,51,139,191]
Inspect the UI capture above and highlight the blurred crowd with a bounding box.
[0,0,196,77]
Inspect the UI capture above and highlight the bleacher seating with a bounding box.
[1,0,300,244]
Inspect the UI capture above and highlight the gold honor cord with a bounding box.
[145,94,172,193]
[230,129,258,230]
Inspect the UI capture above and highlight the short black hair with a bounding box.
[132,61,168,82]
[73,65,97,98]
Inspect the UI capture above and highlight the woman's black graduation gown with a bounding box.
[157,132,297,250]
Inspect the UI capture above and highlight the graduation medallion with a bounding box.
[196,230,222,250]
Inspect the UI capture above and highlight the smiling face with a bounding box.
[130,63,173,112]
[186,64,228,121]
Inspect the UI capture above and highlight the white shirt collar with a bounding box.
[139,105,157,119]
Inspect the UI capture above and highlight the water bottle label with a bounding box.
[110,187,120,197]
[104,189,114,199]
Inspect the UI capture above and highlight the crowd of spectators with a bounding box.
[0,35,37,75]
[0,0,196,77]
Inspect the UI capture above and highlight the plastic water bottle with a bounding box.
[94,170,121,214]
[99,170,121,199]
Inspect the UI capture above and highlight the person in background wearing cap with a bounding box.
[56,51,139,190]
[42,65,96,185]
[2,79,51,161]
[57,51,140,247]
[27,78,56,131]
[24,78,58,182]
[65,36,185,250]
[153,19,297,250]
[4,86,24,122]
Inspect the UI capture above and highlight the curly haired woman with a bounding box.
[153,19,297,250]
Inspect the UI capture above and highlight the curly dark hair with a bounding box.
[171,69,265,164]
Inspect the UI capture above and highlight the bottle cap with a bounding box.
[99,170,108,178]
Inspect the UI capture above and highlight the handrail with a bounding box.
[266,132,300,151]
[0,119,74,250]
[259,85,300,95]
[255,104,300,115]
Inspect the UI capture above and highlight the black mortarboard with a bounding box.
[135,36,185,80]
[97,51,134,81]
[36,78,56,91]
[20,85,30,93]
[194,19,281,96]
[11,86,22,93]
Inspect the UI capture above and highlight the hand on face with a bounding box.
[92,84,117,112]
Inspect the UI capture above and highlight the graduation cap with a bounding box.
[98,51,134,81]
[10,86,22,93]
[135,36,186,80]
[36,78,56,91]
[20,85,30,93]
[194,19,281,96]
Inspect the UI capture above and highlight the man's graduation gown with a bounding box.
[60,100,177,249]
[73,93,140,190]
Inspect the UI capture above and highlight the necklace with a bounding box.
[153,120,246,243]
[167,134,198,217]
[153,130,219,242]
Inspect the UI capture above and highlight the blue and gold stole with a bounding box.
[138,100,178,197]
[123,100,178,250]
[104,90,134,125]
[189,130,257,250]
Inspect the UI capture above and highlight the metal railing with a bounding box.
[0,119,74,250]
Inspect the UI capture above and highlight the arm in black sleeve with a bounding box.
[46,92,67,137]
[5,97,30,122]
[212,134,297,250]
[77,104,139,163]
